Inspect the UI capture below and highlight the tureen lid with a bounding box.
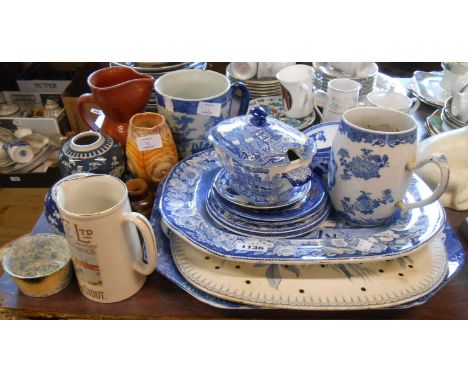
[209,107,316,168]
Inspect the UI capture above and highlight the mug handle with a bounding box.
[396,154,450,213]
[313,89,328,120]
[230,82,250,116]
[122,212,158,276]
[409,97,420,115]
[76,93,101,132]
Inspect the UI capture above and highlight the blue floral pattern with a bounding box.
[339,148,389,181]
[342,189,394,216]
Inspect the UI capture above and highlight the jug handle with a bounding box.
[76,93,101,132]
[230,82,250,116]
[122,212,158,276]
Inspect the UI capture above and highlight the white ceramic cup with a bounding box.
[276,64,314,118]
[452,92,468,122]
[257,62,295,79]
[440,62,468,93]
[56,174,158,303]
[313,78,361,122]
[6,140,35,163]
[14,128,33,139]
[230,62,258,80]
[367,89,420,115]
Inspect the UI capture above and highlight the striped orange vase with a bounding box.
[126,112,179,184]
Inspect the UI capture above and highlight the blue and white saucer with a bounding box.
[160,149,446,264]
[213,169,311,210]
[213,173,327,223]
[206,189,330,237]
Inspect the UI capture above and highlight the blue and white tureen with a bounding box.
[208,107,317,207]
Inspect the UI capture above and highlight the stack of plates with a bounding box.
[312,62,378,99]
[425,97,468,136]
[109,62,208,107]
[151,128,462,309]
[442,97,468,129]
[206,170,330,239]
[226,64,282,99]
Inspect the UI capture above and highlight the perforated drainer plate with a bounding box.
[171,232,448,310]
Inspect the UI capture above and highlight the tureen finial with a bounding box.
[249,107,269,127]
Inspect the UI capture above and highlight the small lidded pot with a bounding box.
[209,107,316,206]
[2,234,73,297]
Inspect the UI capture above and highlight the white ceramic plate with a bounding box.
[171,232,448,310]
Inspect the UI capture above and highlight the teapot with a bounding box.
[209,107,316,206]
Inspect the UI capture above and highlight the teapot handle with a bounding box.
[77,93,101,132]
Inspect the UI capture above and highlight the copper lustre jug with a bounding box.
[76,67,155,146]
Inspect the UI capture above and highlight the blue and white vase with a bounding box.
[58,131,125,178]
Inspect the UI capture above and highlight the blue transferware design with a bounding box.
[155,74,250,159]
[160,149,446,264]
[206,192,330,238]
[327,151,338,190]
[58,131,124,178]
[209,107,316,206]
[338,120,417,147]
[213,169,311,209]
[212,173,327,222]
[43,173,95,235]
[247,96,316,131]
[303,121,339,176]
[340,189,395,226]
[339,148,389,180]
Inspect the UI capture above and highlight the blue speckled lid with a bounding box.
[209,107,316,168]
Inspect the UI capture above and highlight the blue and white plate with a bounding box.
[213,173,327,223]
[206,193,330,238]
[303,121,339,176]
[149,187,464,310]
[213,169,311,210]
[248,96,316,131]
[160,149,446,264]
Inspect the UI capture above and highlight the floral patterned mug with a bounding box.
[327,107,449,226]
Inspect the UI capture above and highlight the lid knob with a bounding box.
[249,106,269,127]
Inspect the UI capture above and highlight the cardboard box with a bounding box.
[61,63,106,134]
[16,63,77,94]
[0,110,70,137]
[0,166,61,188]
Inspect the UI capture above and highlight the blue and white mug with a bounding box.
[154,69,250,158]
[327,107,449,226]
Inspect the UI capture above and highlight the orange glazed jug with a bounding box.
[77,67,154,146]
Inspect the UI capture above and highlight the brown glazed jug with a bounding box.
[126,112,178,184]
[76,67,155,146]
